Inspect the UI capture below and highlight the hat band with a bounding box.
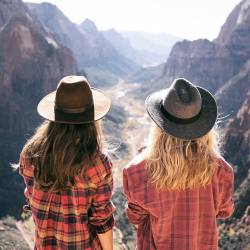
[160,103,202,125]
[54,104,94,114]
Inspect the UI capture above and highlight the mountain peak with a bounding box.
[215,0,250,45]
[26,1,60,17]
[104,28,122,37]
[236,0,250,25]
[80,18,98,33]
[109,28,117,33]
[105,28,120,36]
[27,1,56,7]
[37,2,57,9]
[0,0,32,28]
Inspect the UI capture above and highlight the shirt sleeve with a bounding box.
[216,160,235,219]
[123,168,149,225]
[88,156,115,234]
[19,155,34,200]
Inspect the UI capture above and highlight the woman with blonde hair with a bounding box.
[19,76,115,250]
[123,78,234,250]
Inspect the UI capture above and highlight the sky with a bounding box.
[26,0,242,40]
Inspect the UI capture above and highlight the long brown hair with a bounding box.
[145,124,221,191]
[21,120,103,191]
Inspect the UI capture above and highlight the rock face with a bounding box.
[79,19,139,76]
[0,0,77,217]
[215,59,250,117]
[26,3,140,85]
[26,2,90,65]
[162,39,237,93]
[0,0,30,27]
[223,93,250,190]
[222,94,249,240]
[218,94,250,250]
[215,0,250,54]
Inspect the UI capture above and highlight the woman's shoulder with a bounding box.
[217,157,234,172]
[215,157,234,180]
[123,151,150,204]
[124,150,147,176]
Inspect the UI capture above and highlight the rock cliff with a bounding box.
[218,94,250,250]
[0,0,77,217]
[223,93,250,190]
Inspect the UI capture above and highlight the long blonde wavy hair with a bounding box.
[145,124,221,191]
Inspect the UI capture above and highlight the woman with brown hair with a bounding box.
[123,78,234,250]
[19,76,115,250]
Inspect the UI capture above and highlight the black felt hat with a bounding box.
[145,78,217,140]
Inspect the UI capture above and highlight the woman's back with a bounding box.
[123,155,234,250]
[19,76,115,250]
[123,78,234,250]
[20,154,114,250]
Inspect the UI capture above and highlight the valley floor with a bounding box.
[105,80,151,186]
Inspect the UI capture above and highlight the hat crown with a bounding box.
[162,78,202,119]
[37,75,111,124]
[55,76,93,110]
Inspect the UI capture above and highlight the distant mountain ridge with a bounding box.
[26,2,141,86]
[103,29,181,66]
[121,31,181,64]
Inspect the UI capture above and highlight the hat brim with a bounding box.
[37,88,111,124]
[145,87,217,140]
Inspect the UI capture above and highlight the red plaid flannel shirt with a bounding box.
[123,154,234,250]
[19,154,115,250]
